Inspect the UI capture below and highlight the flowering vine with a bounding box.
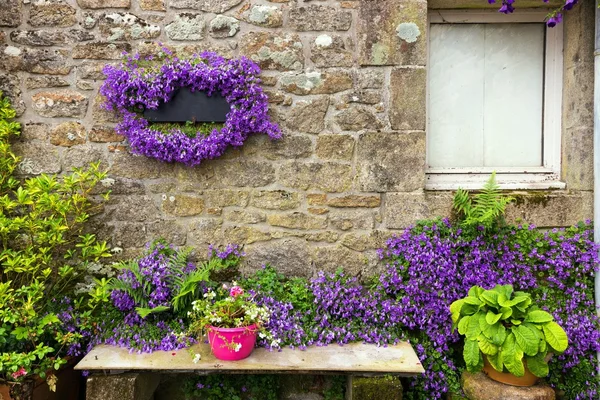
[100,50,280,166]
[490,0,583,26]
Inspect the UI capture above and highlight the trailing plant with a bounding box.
[184,374,279,400]
[490,0,585,26]
[450,284,568,378]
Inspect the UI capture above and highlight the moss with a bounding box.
[512,191,553,208]
[148,121,223,139]
[351,376,402,400]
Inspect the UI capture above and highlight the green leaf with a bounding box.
[468,286,485,298]
[463,339,482,371]
[502,333,525,377]
[525,310,554,324]
[464,296,482,306]
[485,311,502,325]
[500,306,513,320]
[466,312,484,340]
[450,299,465,324]
[512,325,539,356]
[483,323,506,346]
[480,290,499,307]
[135,305,170,318]
[477,334,498,356]
[486,353,504,372]
[525,354,549,378]
[458,315,471,336]
[542,321,568,352]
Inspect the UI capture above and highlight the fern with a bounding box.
[452,172,514,231]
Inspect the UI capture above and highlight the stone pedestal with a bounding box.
[347,376,402,400]
[462,372,555,400]
[86,373,160,400]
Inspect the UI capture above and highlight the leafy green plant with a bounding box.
[452,172,514,231]
[450,284,569,378]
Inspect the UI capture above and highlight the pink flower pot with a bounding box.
[207,324,258,361]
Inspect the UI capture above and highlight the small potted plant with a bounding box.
[450,284,568,386]
[188,284,274,361]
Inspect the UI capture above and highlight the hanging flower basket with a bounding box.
[100,51,281,166]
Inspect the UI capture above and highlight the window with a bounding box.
[426,11,564,190]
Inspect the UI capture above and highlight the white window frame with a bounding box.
[426,10,565,190]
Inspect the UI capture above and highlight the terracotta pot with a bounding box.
[482,355,538,387]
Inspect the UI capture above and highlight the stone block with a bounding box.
[328,209,375,231]
[162,194,204,217]
[284,96,330,134]
[562,62,593,130]
[223,226,272,244]
[337,90,382,108]
[100,13,161,40]
[0,74,25,116]
[505,191,593,228]
[51,122,86,147]
[280,70,353,95]
[354,69,385,89]
[108,195,160,223]
[110,152,165,180]
[223,209,266,224]
[241,4,283,27]
[0,0,20,27]
[312,245,369,275]
[208,15,240,38]
[170,0,243,12]
[63,146,108,170]
[89,125,124,142]
[188,218,224,246]
[335,105,382,131]
[267,212,327,230]
[341,231,389,252]
[358,0,426,66]
[147,220,187,246]
[562,127,593,190]
[11,29,94,46]
[86,373,160,400]
[214,160,276,187]
[140,0,165,11]
[279,161,353,193]
[327,195,380,208]
[316,134,354,161]
[385,191,453,229]
[110,223,149,248]
[77,0,130,8]
[24,76,70,89]
[73,42,132,59]
[203,189,250,207]
[22,123,50,141]
[244,135,313,160]
[250,190,301,210]
[92,95,119,123]
[3,47,73,75]
[389,68,426,130]
[165,14,205,41]
[289,5,352,31]
[310,34,354,68]
[13,142,61,175]
[349,376,402,400]
[563,0,595,66]
[355,131,425,192]
[242,238,314,277]
[29,0,77,27]
[78,62,113,80]
[240,32,304,71]
[307,194,327,205]
[32,90,88,118]
[461,372,555,400]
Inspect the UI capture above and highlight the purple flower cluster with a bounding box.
[100,51,280,166]
[487,0,579,26]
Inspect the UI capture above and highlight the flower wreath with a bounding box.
[100,51,281,166]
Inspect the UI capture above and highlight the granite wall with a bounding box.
[0,0,595,275]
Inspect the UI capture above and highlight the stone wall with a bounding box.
[0,0,595,276]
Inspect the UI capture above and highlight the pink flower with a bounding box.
[230,286,244,297]
[11,367,27,379]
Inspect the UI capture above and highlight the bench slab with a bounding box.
[76,342,424,376]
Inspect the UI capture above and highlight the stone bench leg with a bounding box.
[86,372,160,400]
[346,376,403,400]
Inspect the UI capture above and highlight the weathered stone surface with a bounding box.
[563,127,593,190]
[311,34,353,67]
[307,193,327,205]
[24,76,70,89]
[309,208,328,215]
[147,220,187,246]
[250,190,300,210]
[136,41,233,60]
[563,2,595,66]
[11,29,94,46]
[73,42,132,59]
[30,0,77,27]
[188,218,223,246]
[356,131,425,192]
[89,126,122,142]
[51,122,86,146]
[289,5,352,31]
[203,189,250,207]
[140,0,165,11]
[2,47,73,75]
[284,96,329,134]
[327,195,380,208]
[240,32,304,71]
[22,123,49,141]
[358,0,426,66]
[110,152,166,180]
[162,194,204,217]
[170,0,243,12]
[78,62,113,80]
[244,135,313,160]
[268,212,327,230]
[329,210,375,231]
[77,0,130,9]
[0,0,20,27]
[83,12,98,28]
[341,231,389,252]
[462,372,555,400]
[506,192,593,228]
[338,90,382,108]
[63,146,108,169]
[0,74,25,116]
[77,80,95,91]
[279,161,353,193]
[86,373,160,400]
[385,192,453,229]
[354,69,385,89]
[99,13,161,40]
[223,209,266,224]
[351,376,403,400]
[243,238,313,277]
[13,142,61,174]
[208,15,240,38]
[316,135,354,160]
[280,70,353,95]
[335,105,382,131]
[165,14,205,41]
[32,90,88,118]
[109,223,147,248]
[389,68,426,130]
[214,160,276,187]
[563,62,594,130]
[312,245,367,275]
[241,4,283,27]
[223,226,272,245]
[0,32,5,43]
[109,195,160,223]
[92,95,119,123]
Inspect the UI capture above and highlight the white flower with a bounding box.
[192,353,201,364]
[234,343,242,352]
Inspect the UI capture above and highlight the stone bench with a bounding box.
[76,342,424,400]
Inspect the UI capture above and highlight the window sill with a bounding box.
[425,172,566,191]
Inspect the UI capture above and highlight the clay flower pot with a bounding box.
[482,355,538,387]
[207,324,258,361]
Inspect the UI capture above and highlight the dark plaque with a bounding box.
[143,87,230,123]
